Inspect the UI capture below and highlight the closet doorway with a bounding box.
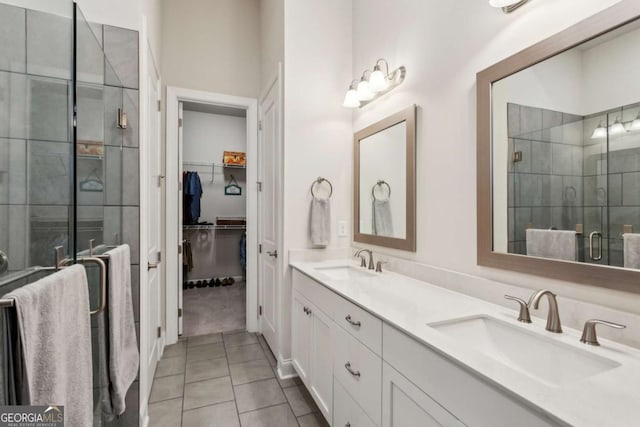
[165,88,258,342]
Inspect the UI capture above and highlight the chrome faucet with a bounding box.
[529,290,562,333]
[580,319,626,346]
[354,249,375,270]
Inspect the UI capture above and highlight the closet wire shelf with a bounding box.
[183,224,246,230]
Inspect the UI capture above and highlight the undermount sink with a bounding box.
[314,265,375,281]
[429,315,620,387]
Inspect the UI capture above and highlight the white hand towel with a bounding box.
[623,233,640,269]
[372,199,394,237]
[4,264,92,426]
[526,229,577,261]
[104,244,139,416]
[310,198,330,247]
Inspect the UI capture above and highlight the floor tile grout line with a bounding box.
[221,333,243,426]
[180,348,187,427]
[182,397,236,414]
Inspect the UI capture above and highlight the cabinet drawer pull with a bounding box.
[345,423,351,427]
[345,315,361,327]
[344,362,361,378]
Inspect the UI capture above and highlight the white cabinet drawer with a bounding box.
[293,269,337,317]
[333,293,382,355]
[383,324,562,427]
[333,323,382,425]
[334,379,377,427]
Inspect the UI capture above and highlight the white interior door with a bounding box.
[177,102,184,335]
[258,73,281,353]
[145,53,162,386]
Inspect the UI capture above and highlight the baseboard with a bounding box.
[277,359,298,379]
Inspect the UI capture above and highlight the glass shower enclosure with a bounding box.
[0,2,139,425]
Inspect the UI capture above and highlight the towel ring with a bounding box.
[372,180,391,201]
[310,177,333,199]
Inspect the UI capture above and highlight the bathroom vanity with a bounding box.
[290,260,640,427]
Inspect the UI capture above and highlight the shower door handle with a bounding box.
[589,231,603,261]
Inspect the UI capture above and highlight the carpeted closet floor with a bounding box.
[183,281,246,337]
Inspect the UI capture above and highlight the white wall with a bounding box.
[280,0,353,360]
[260,0,284,92]
[161,0,260,98]
[182,110,247,279]
[350,0,640,319]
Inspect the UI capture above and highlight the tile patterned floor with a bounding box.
[182,282,246,337]
[149,331,330,427]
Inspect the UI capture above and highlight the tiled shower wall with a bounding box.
[507,103,584,256]
[0,3,140,426]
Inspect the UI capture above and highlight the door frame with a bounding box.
[165,86,259,344]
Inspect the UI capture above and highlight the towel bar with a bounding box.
[310,177,333,199]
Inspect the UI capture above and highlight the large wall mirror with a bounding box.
[478,0,640,292]
[354,105,416,251]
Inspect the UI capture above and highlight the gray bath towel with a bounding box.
[4,264,92,426]
[310,198,331,247]
[623,233,640,269]
[526,229,577,261]
[104,244,139,416]
[372,199,394,237]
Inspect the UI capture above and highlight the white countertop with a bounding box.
[290,259,640,427]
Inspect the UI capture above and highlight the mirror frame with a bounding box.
[354,105,416,251]
[477,0,640,294]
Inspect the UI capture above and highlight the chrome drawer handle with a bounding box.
[345,315,361,327]
[344,362,361,378]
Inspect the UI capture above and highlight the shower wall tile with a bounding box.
[609,173,622,206]
[26,10,71,80]
[123,148,139,206]
[0,72,27,139]
[28,141,71,205]
[622,172,640,206]
[103,206,122,246]
[531,207,551,228]
[508,208,515,242]
[610,207,640,236]
[562,121,583,146]
[513,139,531,173]
[563,176,583,206]
[516,174,542,206]
[515,207,531,240]
[0,139,27,205]
[123,89,139,147]
[608,149,639,174]
[563,112,583,124]
[584,175,606,207]
[104,85,123,147]
[28,76,69,142]
[542,125,563,144]
[104,25,139,89]
[29,205,71,266]
[76,156,105,206]
[77,21,104,85]
[520,105,542,136]
[0,205,27,272]
[123,206,139,264]
[0,4,26,73]
[105,146,123,205]
[531,141,551,174]
[507,103,520,137]
[548,175,563,206]
[551,143,572,175]
[77,83,105,143]
[542,109,563,130]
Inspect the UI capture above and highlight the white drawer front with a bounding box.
[333,294,382,355]
[333,324,382,425]
[293,270,337,317]
[334,379,377,427]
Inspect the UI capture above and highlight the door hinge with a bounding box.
[257,181,262,192]
[178,117,183,128]
[157,100,161,112]
[259,305,263,316]
[258,244,262,254]
[157,251,162,262]
[178,244,182,254]
[258,120,262,131]
[157,326,162,338]
[178,308,183,317]
[157,175,164,187]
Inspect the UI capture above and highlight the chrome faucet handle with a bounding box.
[359,255,367,268]
[375,260,387,273]
[529,289,562,333]
[580,319,626,346]
[504,295,532,323]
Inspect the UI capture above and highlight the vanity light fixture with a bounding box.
[489,0,529,14]
[343,80,361,108]
[343,58,406,108]
[591,122,607,139]
[609,117,626,136]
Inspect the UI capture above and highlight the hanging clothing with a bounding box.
[239,233,247,271]
[183,171,203,224]
[182,240,193,272]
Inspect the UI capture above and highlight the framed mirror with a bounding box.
[477,0,640,293]
[354,105,416,251]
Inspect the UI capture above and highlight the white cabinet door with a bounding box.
[292,291,311,384]
[309,304,334,421]
[383,362,465,427]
